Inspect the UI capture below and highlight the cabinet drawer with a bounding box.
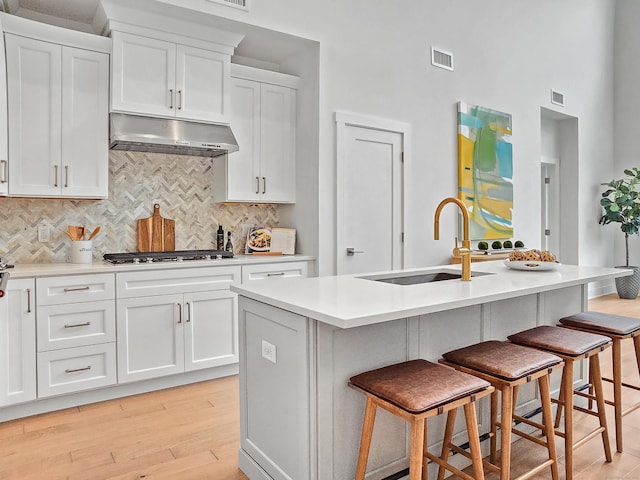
[116,266,241,298]
[37,300,116,351]
[37,274,115,305]
[242,262,309,283]
[37,343,116,398]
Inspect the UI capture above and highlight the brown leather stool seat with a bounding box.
[349,359,493,480]
[441,341,563,480]
[559,311,640,452]
[508,325,613,480]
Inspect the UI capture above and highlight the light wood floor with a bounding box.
[1,294,640,480]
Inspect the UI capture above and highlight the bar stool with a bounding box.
[508,325,613,480]
[349,359,494,480]
[440,340,563,480]
[559,311,640,452]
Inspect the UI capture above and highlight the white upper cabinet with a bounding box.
[0,17,8,197]
[61,46,110,198]
[111,31,230,124]
[3,15,110,199]
[214,65,297,203]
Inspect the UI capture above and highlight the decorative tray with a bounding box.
[503,259,561,271]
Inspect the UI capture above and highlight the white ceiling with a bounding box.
[4,0,100,24]
[1,0,316,67]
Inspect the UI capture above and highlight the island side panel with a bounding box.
[317,318,411,480]
[238,296,313,480]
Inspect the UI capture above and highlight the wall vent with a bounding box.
[207,0,248,9]
[431,47,453,71]
[550,90,565,107]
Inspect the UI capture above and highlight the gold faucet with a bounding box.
[434,197,472,281]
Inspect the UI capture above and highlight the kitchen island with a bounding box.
[231,261,628,480]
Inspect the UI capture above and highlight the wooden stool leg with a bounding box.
[437,409,457,480]
[612,339,623,453]
[634,334,640,375]
[409,416,426,480]
[555,376,565,428]
[490,390,499,465]
[563,360,574,480]
[355,397,377,480]
[463,402,486,480]
[590,354,613,462]
[539,374,559,480]
[499,385,513,480]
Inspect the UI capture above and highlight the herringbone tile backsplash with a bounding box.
[0,151,279,263]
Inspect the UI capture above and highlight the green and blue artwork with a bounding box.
[457,101,513,240]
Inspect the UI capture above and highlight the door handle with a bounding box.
[64,165,69,188]
[256,176,260,194]
[177,302,182,323]
[54,165,59,187]
[185,302,191,322]
[346,247,365,256]
[0,160,7,183]
[177,90,182,110]
[262,177,266,194]
[169,89,174,109]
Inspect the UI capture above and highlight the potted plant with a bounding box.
[599,167,640,299]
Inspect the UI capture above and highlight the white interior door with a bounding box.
[336,114,405,275]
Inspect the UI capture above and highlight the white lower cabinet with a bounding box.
[116,267,240,383]
[0,278,36,406]
[36,274,116,398]
[241,261,309,283]
[37,343,116,398]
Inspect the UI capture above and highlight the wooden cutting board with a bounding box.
[137,204,176,252]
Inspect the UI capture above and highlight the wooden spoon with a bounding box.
[88,226,101,241]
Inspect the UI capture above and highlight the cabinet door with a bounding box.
[116,294,184,383]
[0,26,8,196]
[184,290,237,371]
[176,45,230,123]
[0,279,36,406]
[226,77,261,201]
[260,83,296,203]
[111,32,176,117]
[61,47,109,198]
[6,34,62,197]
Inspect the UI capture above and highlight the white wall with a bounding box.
[614,0,640,268]
[114,0,617,276]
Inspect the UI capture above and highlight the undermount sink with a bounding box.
[359,269,492,285]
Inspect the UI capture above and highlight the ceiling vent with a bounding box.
[207,0,248,9]
[431,47,453,71]
[550,90,565,107]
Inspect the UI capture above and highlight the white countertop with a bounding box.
[4,254,315,279]
[231,261,628,329]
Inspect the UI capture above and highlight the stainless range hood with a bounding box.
[109,113,239,158]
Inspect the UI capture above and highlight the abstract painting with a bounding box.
[457,101,513,240]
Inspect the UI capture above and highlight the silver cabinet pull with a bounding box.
[64,165,69,188]
[63,286,90,292]
[54,165,58,187]
[177,90,182,110]
[262,177,266,194]
[256,176,260,194]
[177,303,182,324]
[169,89,174,109]
[267,272,285,277]
[186,302,191,322]
[26,288,31,313]
[64,322,90,328]
[65,366,91,373]
[346,247,365,256]
[0,160,7,184]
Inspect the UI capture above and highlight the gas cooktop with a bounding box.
[103,249,233,264]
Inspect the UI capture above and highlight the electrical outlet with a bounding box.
[37,224,50,243]
[261,340,277,364]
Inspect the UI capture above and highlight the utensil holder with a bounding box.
[70,240,93,264]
